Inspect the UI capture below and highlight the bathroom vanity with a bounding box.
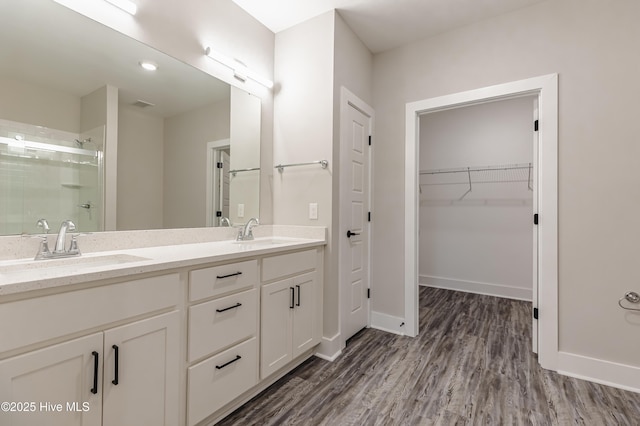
[0,228,325,426]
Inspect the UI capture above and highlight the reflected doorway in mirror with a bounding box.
[206,139,231,227]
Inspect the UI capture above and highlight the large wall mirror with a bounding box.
[0,0,261,236]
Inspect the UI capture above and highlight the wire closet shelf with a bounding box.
[419,163,533,200]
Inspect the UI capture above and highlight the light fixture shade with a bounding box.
[139,61,158,71]
[205,46,273,89]
[104,0,137,15]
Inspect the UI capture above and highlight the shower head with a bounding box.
[74,137,92,148]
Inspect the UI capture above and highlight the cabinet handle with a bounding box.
[346,230,360,238]
[215,355,242,370]
[216,271,242,279]
[91,351,99,394]
[296,284,301,307]
[290,287,295,309]
[216,302,242,313]
[112,345,119,386]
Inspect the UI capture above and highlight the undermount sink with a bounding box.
[0,254,150,281]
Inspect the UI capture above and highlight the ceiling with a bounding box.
[232,0,547,53]
[0,0,229,119]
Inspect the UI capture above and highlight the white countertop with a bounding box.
[0,236,325,297]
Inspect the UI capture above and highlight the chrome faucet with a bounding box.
[35,219,80,260]
[36,218,50,234]
[220,217,231,227]
[34,219,52,260]
[237,218,259,241]
[54,220,76,253]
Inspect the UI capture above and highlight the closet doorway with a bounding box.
[404,74,558,370]
[419,95,538,346]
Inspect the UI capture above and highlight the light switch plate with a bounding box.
[237,203,245,218]
[309,203,318,220]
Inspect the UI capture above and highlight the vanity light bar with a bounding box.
[205,47,274,89]
[104,0,137,15]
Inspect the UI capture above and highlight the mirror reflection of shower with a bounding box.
[74,137,94,149]
[0,118,105,235]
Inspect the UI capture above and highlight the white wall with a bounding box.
[164,100,230,229]
[274,12,335,335]
[274,11,373,350]
[229,87,261,224]
[419,97,533,300]
[81,85,118,230]
[60,0,275,225]
[0,77,80,133]
[332,13,373,347]
[372,0,640,368]
[117,107,164,230]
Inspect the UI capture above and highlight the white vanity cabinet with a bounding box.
[260,249,322,379]
[186,260,259,426]
[0,274,180,426]
[101,311,179,426]
[0,333,103,426]
[0,235,326,426]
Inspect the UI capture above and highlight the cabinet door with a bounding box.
[292,272,319,358]
[102,311,179,426]
[0,333,103,426]
[260,278,294,379]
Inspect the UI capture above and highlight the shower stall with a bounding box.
[0,119,104,235]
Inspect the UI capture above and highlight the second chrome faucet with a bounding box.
[237,218,259,241]
[35,219,80,260]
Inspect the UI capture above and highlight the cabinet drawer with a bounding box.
[188,289,257,362]
[187,337,257,426]
[189,259,257,302]
[262,249,317,282]
[0,274,179,354]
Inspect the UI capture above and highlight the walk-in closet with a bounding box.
[419,96,537,305]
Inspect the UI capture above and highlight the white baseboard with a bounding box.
[371,311,405,335]
[420,275,532,301]
[557,351,640,394]
[315,333,342,361]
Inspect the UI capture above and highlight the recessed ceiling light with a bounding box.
[139,61,158,71]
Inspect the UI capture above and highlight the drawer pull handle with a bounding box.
[296,284,301,307]
[112,345,119,385]
[215,355,242,370]
[216,271,243,279]
[290,287,295,309]
[216,303,242,313]
[91,351,99,394]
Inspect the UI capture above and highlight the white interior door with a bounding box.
[219,150,230,224]
[340,97,372,342]
[532,97,540,353]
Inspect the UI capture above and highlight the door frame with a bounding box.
[206,139,230,227]
[404,74,558,370]
[339,86,374,348]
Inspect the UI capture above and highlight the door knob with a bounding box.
[346,230,360,238]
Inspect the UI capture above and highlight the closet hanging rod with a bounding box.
[618,291,640,312]
[229,167,260,176]
[275,160,328,173]
[420,163,531,175]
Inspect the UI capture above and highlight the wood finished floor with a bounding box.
[218,287,640,425]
